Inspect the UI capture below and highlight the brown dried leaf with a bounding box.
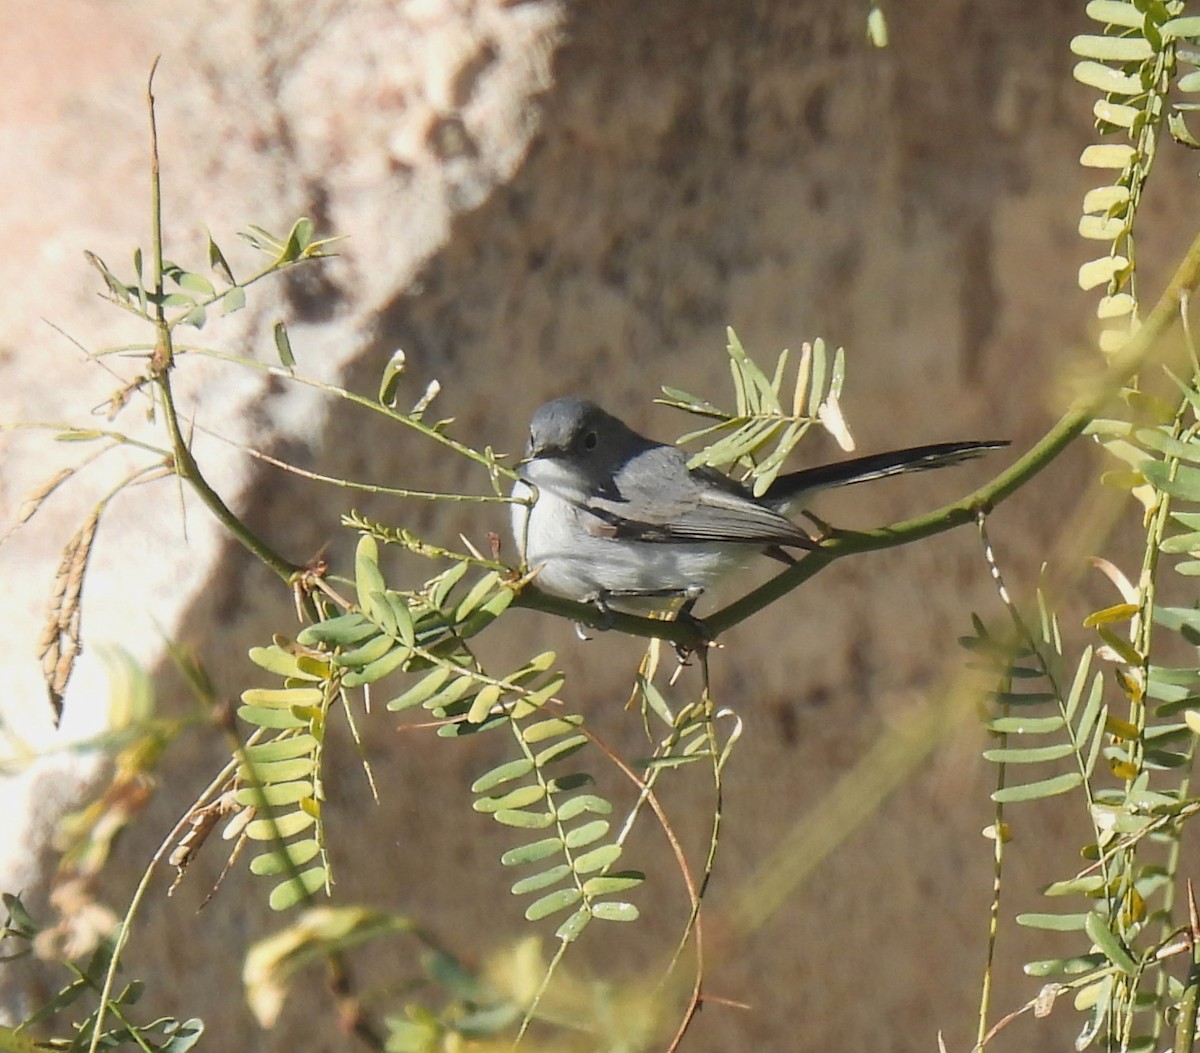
[37,509,100,724]
[10,468,75,531]
[168,789,246,901]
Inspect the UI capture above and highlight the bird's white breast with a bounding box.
[511,477,749,607]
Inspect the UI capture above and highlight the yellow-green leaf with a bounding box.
[355,536,386,615]
[1079,255,1129,290]
[523,715,585,743]
[245,735,319,764]
[1085,1,1144,29]
[242,687,324,708]
[236,780,315,808]
[240,756,316,784]
[238,705,308,730]
[1083,602,1139,627]
[1078,214,1128,241]
[1161,15,1200,40]
[387,666,453,711]
[524,887,581,921]
[474,784,547,814]
[468,683,504,724]
[1070,34,1153,61]
[249,838,321,875]
[1079,143,1137,169]
[269,866,328,910]
[1073,61,1143,96]
[1093,99,1139,127]
[247,810,316,840]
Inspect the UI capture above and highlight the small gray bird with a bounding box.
[511,396,1006,611]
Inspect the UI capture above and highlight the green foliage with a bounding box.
[85,216,336,339]
[970,93,1200,1052]
[969,410,1200,1050]
[242,534,646,939]
[1072,1,1200,358]
[658,327,850,496]
[871,16,1200,1049]
[0,894,203,1052]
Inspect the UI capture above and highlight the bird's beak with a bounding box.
[519,442,557,469]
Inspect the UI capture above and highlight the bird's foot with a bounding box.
[671,589,713,663]
[798,509,834,541]
[580,590,618,634]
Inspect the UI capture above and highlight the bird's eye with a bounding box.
[582,430,598,451]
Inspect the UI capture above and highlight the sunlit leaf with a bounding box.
[500,837,564,867]
[992,772,1083,802]
[387,667,453,711]
[524,887,581,921]
[249,838,321,876]
[246,810,316,841]
[379,349,406,407]
[590,901,639,922]
[1084,911,1138,974]
[555,909,592,942]
[564,820,609,849]
[471,759,535,794]
[582,873,644,897]
[511,865,570,895]
[474,784,547,815]
[572,843,622,874]
[1017,912,1090,931]
[268,866,327,910]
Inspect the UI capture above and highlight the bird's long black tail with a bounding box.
[764,440,1009,512]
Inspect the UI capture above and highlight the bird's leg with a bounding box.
[671,587,713,662]
[577,585,712,654]
[571,592,613,638]
[797,509,834,540]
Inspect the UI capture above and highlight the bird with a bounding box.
[510,395,1006,613]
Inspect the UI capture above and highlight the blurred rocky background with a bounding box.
[2,1,1193,1050]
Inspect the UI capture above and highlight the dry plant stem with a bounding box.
[144,62,299,587]
[176,345,518,485]
[974,518,1012,1051]
[511,939,571,1051]
[85,63,298,1053]
[154,377,299,584]
[584,727,704,1053]
[195,427,513,503]
[86,751,246,1053]
[661,667,726,1053]
[974,926,1200,1052]
[973,983,1070,1051]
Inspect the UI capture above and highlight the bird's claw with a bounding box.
[581,591,616,634]
[672,591,713,662]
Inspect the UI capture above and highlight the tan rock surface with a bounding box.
[2,2,1187,1050]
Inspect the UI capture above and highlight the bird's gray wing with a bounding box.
[585,448,814,547]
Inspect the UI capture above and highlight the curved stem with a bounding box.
[155,375,300,583]
[515,221,1200,644]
